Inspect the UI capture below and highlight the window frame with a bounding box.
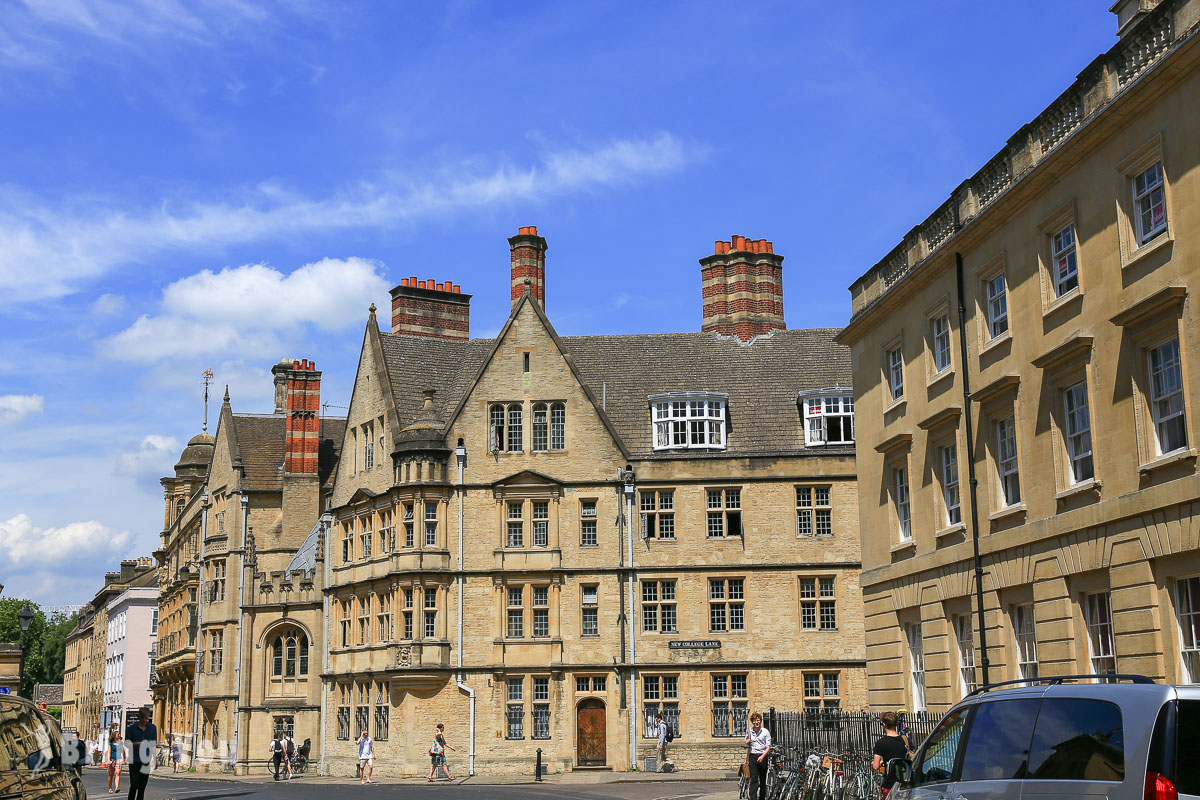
[705,487,742,538]
[800,389,856,447]
[1013,603,1039,680]
[710,673,749,738]
[580,499,598,547]
[908,622,926,712]
[1083,592,1116,676]
[939,441,962,529]
[640,490,676,540]
[641,579,677,634]
[985,270,1009,340]
[581,584,599,637]
[650,393,729,451]
[796,485,833,538]
[1147,337,1187,457]
[1115,135,1172,267]
[1063,380,1095,486]
[1175,575,1200,684]
[708,577,745,633]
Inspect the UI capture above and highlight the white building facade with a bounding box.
[102,587,159,732]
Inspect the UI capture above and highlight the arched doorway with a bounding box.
[576,699,606,767]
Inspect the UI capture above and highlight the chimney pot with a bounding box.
[409,275,417,286]
[418,280,426,289]
[400,278,409,287]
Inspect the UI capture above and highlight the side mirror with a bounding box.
[885,758,913,786]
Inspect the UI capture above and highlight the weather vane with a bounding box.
[202,369,214,432]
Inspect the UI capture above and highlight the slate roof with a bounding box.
[378,323,852,459]
[231,414,347,490]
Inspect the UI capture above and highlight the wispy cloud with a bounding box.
[104,256,388,362]
[0,394,44,424]
[0,133,703,305]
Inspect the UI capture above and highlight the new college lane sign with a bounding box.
[668,640,722,650]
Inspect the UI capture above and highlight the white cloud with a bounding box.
[0,513,132,569]
[104,256,387,362]
[0,393,44,424]
[114,433,180,490]
[91,292,125,316]
[0,133,705,304]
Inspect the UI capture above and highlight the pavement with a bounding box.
[82,764,740,800]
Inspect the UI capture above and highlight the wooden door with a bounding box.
[576,699,606,766]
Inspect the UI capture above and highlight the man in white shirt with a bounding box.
[744,711,772,800]
[357,729,374,784]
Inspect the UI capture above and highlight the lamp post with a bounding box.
[17,603,35,698]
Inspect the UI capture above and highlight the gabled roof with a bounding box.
[376,311,852,460]
[228,414,346,491]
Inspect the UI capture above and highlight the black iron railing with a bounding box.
[768,709,943,758]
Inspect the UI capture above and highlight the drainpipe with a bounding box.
[956,253,991,687]
[623,466,636,770]
[231,492,248,771]
[318,511,332,775]
[190,490,209,766]
[617,471,627,713]
[454,440,476,776]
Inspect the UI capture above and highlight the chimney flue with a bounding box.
[388,279,471,340]
[508,226,547,312]
[700,235,786,342]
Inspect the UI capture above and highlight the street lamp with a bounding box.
[17,603,35,698]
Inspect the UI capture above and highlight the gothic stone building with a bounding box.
[838,0,1200,713]
[322,228,866,776]
[153,366,344,772]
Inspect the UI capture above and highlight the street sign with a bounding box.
[668,639,721,650]
[0,687,10,694]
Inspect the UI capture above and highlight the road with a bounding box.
[81,770,737,800]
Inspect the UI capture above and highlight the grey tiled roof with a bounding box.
[378,324,852,459]
[231,415,346,490]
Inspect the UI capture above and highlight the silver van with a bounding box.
[885,676,1200,800]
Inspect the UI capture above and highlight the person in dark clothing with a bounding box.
[270,733,285,781]
[872,711,912,798]
[124,707,157,800]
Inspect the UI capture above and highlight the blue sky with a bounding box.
[0,0,1114,605]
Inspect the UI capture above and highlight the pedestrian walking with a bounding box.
[283,732,295,780]
[269,733,285,781]
[872,711,911,799]
[104,729,124,794]
[170,738,182,773]
[123,707,157,800]
[654,713,672,772]
[357,729,375,784]
[427,723,455,781]
[744,711,772,800]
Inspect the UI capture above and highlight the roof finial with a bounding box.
[369,303,377,316]
[421,388,436,411]
[202,369,214,432]
[223,384,230,404]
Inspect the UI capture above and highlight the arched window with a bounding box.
[489,404,505,452]
[269,629,309,679]
[175,498,185,521]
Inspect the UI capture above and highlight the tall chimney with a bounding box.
[283,359,321,475]
[700,235,785,342]
[508,226,547,311]
[271,358,294,414]
[389,280,471,339]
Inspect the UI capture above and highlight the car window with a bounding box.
[1175,700,1200,795]
[915,708,968,785]
[958,698,1041,781]
[1027,698,1123,781]
[0,703,56,774]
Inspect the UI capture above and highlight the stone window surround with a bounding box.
[1032,334,1100,500]
[1111,287,1194,473]
[1115,134,1172,268]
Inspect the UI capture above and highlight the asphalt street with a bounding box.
[81,770,737,800]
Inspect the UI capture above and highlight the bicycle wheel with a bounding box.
[294,755,308,774]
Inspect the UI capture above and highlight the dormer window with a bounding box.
[800,389,855,446]
[650,392,728,451]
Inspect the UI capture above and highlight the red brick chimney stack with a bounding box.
[283,359,321,475]
[508,226,547,311]
[388,279,471,340]
[699,235,785,342]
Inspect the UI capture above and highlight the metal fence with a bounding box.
[768,709,943,759]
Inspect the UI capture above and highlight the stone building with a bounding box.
[61,560,157,745]
[837,0,1200,713]
[321,228,865,776]
[62,617,92,732]
[152,365,345,772]
[0,644,20,697]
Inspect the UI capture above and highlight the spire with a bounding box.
[223,384,230,405]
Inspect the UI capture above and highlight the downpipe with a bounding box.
[319,511,332,775]
[454,441,476,777]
